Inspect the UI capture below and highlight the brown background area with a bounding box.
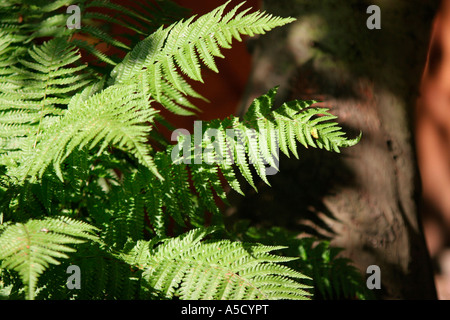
[416,0,450,300]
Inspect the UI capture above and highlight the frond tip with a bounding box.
[110,1,296,115]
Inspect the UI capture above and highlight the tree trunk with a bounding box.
[232,0,439,299]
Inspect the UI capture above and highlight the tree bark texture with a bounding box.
[231,0,439,299]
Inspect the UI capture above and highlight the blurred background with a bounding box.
[415,0,450,300]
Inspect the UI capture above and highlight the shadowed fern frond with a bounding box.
[0,0,187,67]
[0,216,99,300]
[71,0,188,66]
[235,224,375,300]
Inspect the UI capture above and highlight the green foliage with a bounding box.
[172,86,360,192]
[0,216,99,300]
[121,228,311,300]
[0,0,366,300]
[110,1,295,116]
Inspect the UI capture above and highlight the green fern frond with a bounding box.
[0,37,96,182]
[0,37,90,108]
[85,0,188,37]
[14,84,161,182]
[135,152,214,236]
[171,87,361,193]
[0,216,99,300]
[296,238,374,300]
[110,1,296,115]
[0,0,186,70]
[0,37,92,158]
[65,0,188,68]
[121,228,312,300]
[0,30,25,73]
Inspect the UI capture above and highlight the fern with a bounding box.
[0,0,365,301]
[235,223,375,300]
[1,0,186,67]
[172,86,360,193]
[0,216,99,300]
[110,1,296,116]
[121,228,312,300]
[1,2,299,184]
[15,83,161,182]
[0,37,93,166]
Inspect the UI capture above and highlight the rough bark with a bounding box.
[231,0,439,299]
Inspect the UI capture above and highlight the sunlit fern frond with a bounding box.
[13,84,160,183]
[0,37,94,176]
[110,1,296,116]
[171,87,361,193]
[120,228,312,300]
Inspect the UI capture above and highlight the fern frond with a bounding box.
[63,0,188,69]
[136,152,213,236]
[0,30,25,72]
[121,228,312,300]
[296,238,374,300]
[85,0,188,37]
[171,87,361,192]
[110,1,296,115]
[0,37,90,109]
[13,84,161,182]
[0,216,99,300]
[0,0,186,71]
[0,37,93,171]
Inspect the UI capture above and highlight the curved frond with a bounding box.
[122,228,312,300]
[171,87,361,192]
[110,1,296,115]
